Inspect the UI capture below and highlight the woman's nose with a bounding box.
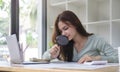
[62,31,67,36]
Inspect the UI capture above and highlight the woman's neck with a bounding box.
[73,34,86,44]
[73,34,88,53]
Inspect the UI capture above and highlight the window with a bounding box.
[0,0,46,61]
[0,0,10,60]
[19,0,43,61]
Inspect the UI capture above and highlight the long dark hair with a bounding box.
[52,10,93,62]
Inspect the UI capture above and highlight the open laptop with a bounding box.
[6,34,49,64]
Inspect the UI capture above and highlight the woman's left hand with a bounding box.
[78,54,101,64]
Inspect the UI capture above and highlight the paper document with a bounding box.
[20,62,118,70]
[83,60,107,65]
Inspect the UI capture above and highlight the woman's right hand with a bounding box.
[49,44,60,59]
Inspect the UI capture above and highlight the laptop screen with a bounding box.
[6,34,50,64]
[6,34,24,64]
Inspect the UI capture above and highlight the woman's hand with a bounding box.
[49,44,60,59]
[78,54,101,64]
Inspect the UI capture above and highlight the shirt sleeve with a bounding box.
[42,49,51,60]
[97,38,118,63]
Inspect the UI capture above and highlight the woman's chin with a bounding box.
[68,38,72,41]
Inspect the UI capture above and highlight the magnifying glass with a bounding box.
[56,35,69,46]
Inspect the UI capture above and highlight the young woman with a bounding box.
[43,10,118,63]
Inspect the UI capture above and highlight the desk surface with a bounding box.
[0,62,119,72]
[0,66,119,72]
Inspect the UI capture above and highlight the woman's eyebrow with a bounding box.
[58,26,66,32]
[62,26,67,30]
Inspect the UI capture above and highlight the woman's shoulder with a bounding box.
[87,34,110,48]
[88,34,105,42]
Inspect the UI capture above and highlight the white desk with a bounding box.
[0,62,119,72]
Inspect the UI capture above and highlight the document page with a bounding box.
[83,60,107,65]
[21,62,118,70]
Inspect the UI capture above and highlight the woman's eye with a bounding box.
[63,27,68,30]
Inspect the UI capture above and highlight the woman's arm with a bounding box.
[97,38,118,63]
[42,44,60,60]
[42,49,51,60]
[77,36,118,63]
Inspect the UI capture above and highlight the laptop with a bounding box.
[6,34,49,64]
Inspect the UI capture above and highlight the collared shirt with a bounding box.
[43,35,118,63]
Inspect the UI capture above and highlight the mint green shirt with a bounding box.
[43,35,118,63]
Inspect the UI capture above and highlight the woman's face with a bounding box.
[58,21,77,40]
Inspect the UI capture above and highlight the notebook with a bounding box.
[6,34,49,64]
